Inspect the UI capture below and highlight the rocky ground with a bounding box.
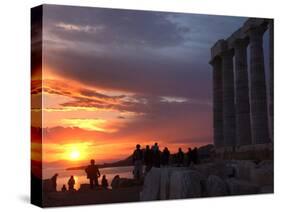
[140,160,273,201]
[42,159,273,207]
[42,186,142,207]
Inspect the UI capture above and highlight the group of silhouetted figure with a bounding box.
[132,143,199,180]
[49,144,199,191]
[50,159,109,192]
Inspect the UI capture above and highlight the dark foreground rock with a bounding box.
[206,175,228,197]
[111,175,143,189]
[140,160,273,201]
[169,170,202,199]
[140,167,204,200]
[226,179,259,195]
[43,186,141,207]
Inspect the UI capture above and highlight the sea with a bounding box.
[44,166,134,191]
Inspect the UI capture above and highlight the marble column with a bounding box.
[221,49,236,147]
[233,39,252,145]
[248,25,270,144]
[268,20,274,142]
[210,57,224,147]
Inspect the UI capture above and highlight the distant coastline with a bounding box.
[66,155,133,171]
[66,144,214,171]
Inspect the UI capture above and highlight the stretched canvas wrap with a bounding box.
[31,4,274,208]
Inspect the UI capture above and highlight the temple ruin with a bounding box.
[210,18,273,157]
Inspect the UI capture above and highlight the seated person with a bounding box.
[101,175,109,189]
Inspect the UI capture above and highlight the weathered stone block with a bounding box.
[206,175,228,196]
[140,168,161,201]
[169,170,202,199]
[226,178,259,195]
[250,162,273,186]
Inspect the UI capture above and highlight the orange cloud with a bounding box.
[60,118,117,132]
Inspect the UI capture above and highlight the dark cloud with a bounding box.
[46,48,212,99]
[39,5,250,147]
[42,5,246,102]
[44,5,190,48]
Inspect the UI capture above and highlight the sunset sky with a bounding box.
[31,5,259,170]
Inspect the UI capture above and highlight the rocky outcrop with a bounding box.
[140,168,161,200]
[226,178,259,195]
[140,168,203,200]
[169,170,202,199]
[140,160,273,201]
[79,184,92,191]
[233,160,256,181]
[159,168,171,200]
[259,185,273,193]
[111,175,140,189]
[43,179,56,192]
[193,161,235,179]
[206,175,228,196]
[250,161,273,187]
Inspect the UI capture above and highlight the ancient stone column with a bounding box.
[248,25,270,144]
[268,19,274,142]
[233,39,252,145]
[210,57,224,147]
[221,49,236,147]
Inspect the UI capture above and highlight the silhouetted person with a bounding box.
[144,145,153,173]
[152,142,159,152]
[68,175,75,191]
[101,175,109,189]
[51,173,58,191]
[132,144,143,180]
[186,148,192,166]
[161,147,170,166]
[193,147,199,164]
[176,148,184,166]
[85,159,101,189]
[152,144,161,168]
[61,184,67,192]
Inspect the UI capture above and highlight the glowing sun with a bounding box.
[70,150,80,160]
[61,142,90,161]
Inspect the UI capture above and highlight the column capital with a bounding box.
[247,24,267,40]
[220,49,234,59]
[210,39,227,61]
[209,56,221,66]
[243,18,268,36]
[232,38,249,50]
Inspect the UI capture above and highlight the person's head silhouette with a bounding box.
[136,144,141,149]
[91,159,95,165]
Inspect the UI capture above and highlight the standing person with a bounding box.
[68,176,75,191]
[50,173,58,192]
[161,147,170,166]
[85,159,101,189]
[144,145,153,173]
[186,148,193,166]
[132,144,143,180]
[176,148,184,167]
[61,184,67,192]
[101,175,109,189]
[193,147,199,164]
[152,142,159,152]
[152,144,161,168]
